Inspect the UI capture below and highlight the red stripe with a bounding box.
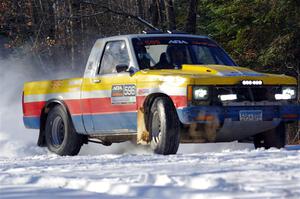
[64,99,82,114]
[171,96,187,107]
[23,96,187,117]
[80,98,136,114]
[137,96,187,108]
[23,101,45,117]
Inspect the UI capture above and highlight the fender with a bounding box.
[37,99,84,147]
[137,93,177,145]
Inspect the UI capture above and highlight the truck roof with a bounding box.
[97,33,211,42]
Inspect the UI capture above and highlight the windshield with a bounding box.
[132,37,236,70]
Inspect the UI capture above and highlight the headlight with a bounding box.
[241,80,263,85]
[193,86,209,100]
[218,94,237,101]
[275,86,297,100]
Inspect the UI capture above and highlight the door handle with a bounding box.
[93,79,101,83]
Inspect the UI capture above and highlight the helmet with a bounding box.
[166,45,187,68]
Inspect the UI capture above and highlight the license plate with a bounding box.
[239,110,262,121]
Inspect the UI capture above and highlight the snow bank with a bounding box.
[1,149,300,198]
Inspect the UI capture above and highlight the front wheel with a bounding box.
[149,97,180,155]
[45,105,83,156]
[254,122,286,149]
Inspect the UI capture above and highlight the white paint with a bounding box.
[24,92,81,103]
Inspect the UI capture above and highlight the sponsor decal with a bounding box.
[219,71,265,77]
[241,72,266,77]
[51,80,63,89]
[168,40,188,44]
[144,40,161,45]
[191,41,217,47]
[137,88,150,96]
[111,85,136,104]
[112,85,124,97]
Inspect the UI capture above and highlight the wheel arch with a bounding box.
[37,99,72,147]
[137,92,179,144]
[144,93,177,130]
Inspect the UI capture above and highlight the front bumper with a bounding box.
[177,104,300,141]
[177,104,300,124]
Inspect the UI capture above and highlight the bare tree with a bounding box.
[136,0,144,18]
[164,0,176,30]
[150,0,159,27]
[67,0,75,69]
[185,0,198,34]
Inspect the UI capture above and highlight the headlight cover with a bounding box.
[275,86,297,100]
[193,86,209,100]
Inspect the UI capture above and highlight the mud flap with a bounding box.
[137,107,151,145]
[188,116,220,142]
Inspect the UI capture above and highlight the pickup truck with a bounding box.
[23,33,300,155]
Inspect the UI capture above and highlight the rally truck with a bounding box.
[22,33,300,155]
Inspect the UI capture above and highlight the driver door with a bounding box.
[83,40,137,133]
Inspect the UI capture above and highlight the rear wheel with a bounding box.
[149,97,180,155]
[45,105,83,156]
[254,122,286,149]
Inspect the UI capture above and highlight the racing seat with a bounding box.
[154,52,173,69]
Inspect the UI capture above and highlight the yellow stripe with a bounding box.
[24,78,82,95]
[24,69,297,96]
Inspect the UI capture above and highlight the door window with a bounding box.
[99,40,130,75]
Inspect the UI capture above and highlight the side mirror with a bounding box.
[116,64,129,73]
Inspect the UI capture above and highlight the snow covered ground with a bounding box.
[1,143,300,199]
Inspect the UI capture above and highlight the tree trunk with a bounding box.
[150,0,159,27]
[136,0,144,18]
[164,0,176,30]
[157,0,165,29]
[185,0,198,34]
[67,0,75,70]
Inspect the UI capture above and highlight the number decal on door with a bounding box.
[123,85,136,96]
[111,85,136,104]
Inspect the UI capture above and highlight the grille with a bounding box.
[212,86,281,104]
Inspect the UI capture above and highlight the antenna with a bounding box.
[167,30,188,34]
[136,17,160,31]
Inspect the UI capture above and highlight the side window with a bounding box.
[99,40,130,75]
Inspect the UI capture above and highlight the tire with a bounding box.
[45,105,83,156]
[149,97,180,155]
[254,122,286,149]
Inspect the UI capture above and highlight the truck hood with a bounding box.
[182,64,265,77]
[137,64,296,85]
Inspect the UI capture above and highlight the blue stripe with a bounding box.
[23,116,40,129]
[92,112,137,132]
[24,112,137,134]
[71,116,87,134]
[72,112,137,134]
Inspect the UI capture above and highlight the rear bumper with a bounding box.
[177,104,300,124]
